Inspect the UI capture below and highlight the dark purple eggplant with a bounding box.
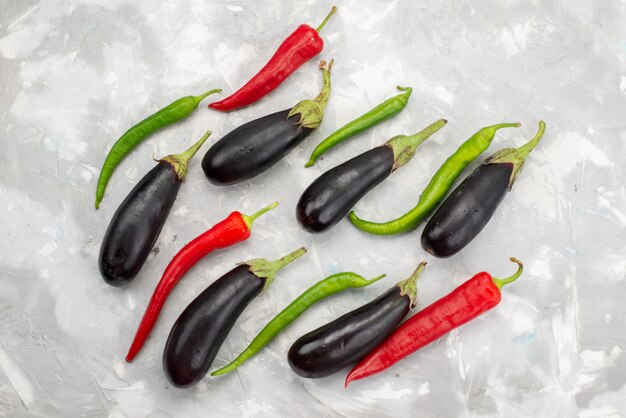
[202,60,332,186]
[163,248,306,388]
[288,262,426,378]
[99,131,210,286]
[422,121,546,257]
[297,119,447,233]
[202,110,313,185]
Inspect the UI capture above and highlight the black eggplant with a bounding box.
[422,120,546,257]
[99,131,211,286]
[202,110,313,185]
[163,247,306,388]
[297,119,447,233]
[202,60,333,186]
[288,261,426,378]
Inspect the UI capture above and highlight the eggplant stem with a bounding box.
[159,131,212,181]
[387,119,447,170]
[246,247,308,291]
[397,261,427,308]
[517,120,547,159]
[314,59,333,106]
[288,59,333,129]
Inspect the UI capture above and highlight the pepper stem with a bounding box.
[241,202,279,230]
[361,273,387,286]
[493,258,524,289]
[387,119,447,170]
[287,59,333,129]
[246,247,308,291]
[517,120,546,159]
[316,6,337,33]
[490,122,522,130]
[194,88,222,104]
[396,261,427,308]
[159,130,212,181]
[396,86,412,93]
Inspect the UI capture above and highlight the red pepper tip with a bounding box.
[208,101,224,111]
[344,371,357,388]
[125,344,139,362]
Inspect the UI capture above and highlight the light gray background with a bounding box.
[1,0,625,417]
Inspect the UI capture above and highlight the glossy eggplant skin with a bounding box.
[421,162,513,258]
[296,146,394,233]
[288,286,409,378]
[163,265,263,388]
[99,162,180,287]
[202,109,313,185]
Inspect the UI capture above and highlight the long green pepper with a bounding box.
[305,86,412,167]
[349,122,521,235]
[95,88,221,208]
[211,271,387,376]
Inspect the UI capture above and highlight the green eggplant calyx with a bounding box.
[288,59,333,129]
[396,261,427,308]
[485,120,546,189]
[387,119,447,170]
[245,247,307,291]
[159,130,212,181]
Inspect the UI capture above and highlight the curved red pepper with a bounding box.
[209,7,337,112]
[345,258,523,386]
[125,202,278,362]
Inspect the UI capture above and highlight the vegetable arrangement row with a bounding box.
[95,6,546,390]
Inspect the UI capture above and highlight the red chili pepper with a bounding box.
[209,6,337,112]
[125,202,279,362]
[345,258,523,386]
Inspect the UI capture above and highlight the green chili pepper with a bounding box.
[211,271,387,376]
[305,86,412,167]
[95,88,222,209]
[349,122,521,235]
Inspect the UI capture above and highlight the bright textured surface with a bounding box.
[1,1,625,417]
